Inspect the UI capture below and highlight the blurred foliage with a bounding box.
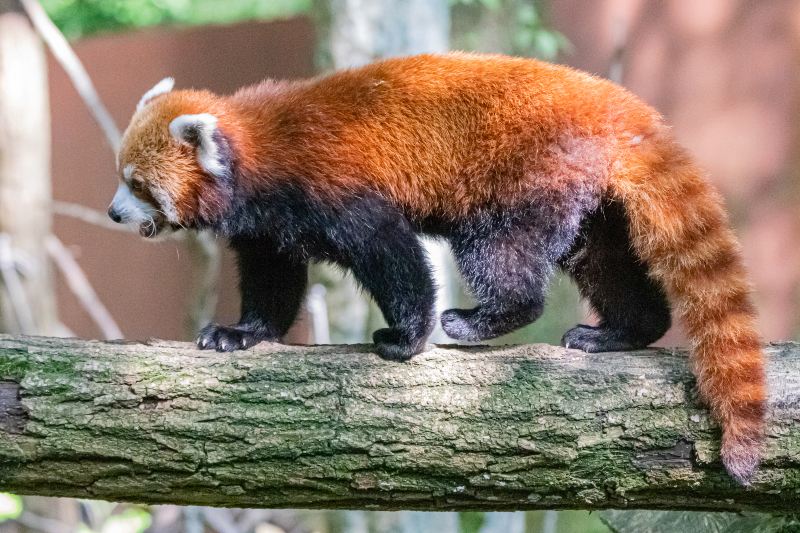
[41,0,569,62]
[41,0,311,39]
[451,0,570,59]
[78,503,151,533]
[493,273,582,345]
[459,511,484,532]
[0,494,22,521]
[599,511,800,533]
[0,499,152,533]
[528,510,611,533]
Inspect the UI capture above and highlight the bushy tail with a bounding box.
[613,138,766,485]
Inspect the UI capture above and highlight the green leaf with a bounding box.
[531,30,563,60]
[515,3,539,25]
[0,493,22,521]
[459,512,485,533]
[101,508,152,533]
[478,0,503,11]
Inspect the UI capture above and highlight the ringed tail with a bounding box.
[613,133,767,485]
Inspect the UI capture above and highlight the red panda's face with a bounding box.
[108,79,233,238]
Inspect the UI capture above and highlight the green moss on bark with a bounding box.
[0,335,798,511]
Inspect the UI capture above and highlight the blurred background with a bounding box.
[0,0,798,532]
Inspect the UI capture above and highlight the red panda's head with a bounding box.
[108,78,236,238]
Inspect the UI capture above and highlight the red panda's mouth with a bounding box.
[139,217,165,238]
[138,216,184,239]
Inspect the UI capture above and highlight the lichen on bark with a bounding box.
[0,335,798,511]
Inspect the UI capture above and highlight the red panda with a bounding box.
[108,52,766,485]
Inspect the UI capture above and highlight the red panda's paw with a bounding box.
[372,328,426,362]
[196,323,266,352]
[440,308,482,341]
[561,325,645,352]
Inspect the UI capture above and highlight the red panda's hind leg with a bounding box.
[559,200,671,352]
[442,202,586,341]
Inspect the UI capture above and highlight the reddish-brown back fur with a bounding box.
[122,53,766,481]
[217,54,627,216]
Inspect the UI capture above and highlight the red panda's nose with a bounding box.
[107,206,122,223]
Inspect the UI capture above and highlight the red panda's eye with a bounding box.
[130,180,144,193]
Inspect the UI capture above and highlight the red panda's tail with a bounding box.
[613,138,766,485]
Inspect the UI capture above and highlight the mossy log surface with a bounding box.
[0,335,798,511]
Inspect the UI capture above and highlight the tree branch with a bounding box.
[52,201,134,234]
[45,235,123,340]
[0,335,797,511]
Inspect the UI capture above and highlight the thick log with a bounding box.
[0,335,798,512]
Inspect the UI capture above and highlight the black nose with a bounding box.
[107,206,122,223]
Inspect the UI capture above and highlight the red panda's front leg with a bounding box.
[197,236,307,352]
[342,217,436,362]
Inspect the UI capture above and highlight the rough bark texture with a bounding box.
[0,335,798,512]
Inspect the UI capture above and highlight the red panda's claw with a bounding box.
[196,323,260,352]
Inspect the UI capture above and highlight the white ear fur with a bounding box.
[169,113,227,178]
[137,77,175,112]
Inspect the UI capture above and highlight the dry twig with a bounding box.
[45,235,123,339]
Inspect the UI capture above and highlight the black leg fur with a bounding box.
[442,202,587,341]
[197,236,307,352]
[211,185,436,361]
[559,200,671,352]
[345,217,436,361]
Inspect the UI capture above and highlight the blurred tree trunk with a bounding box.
[327,0,449,66]
[0,7,71,533]
[317,0,456,345]
[322,2,455,530]
[0,0,57,336]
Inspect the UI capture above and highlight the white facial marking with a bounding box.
[169,113,227,178]
[137,77,175,112]
[149,185,179,224]
[114,164,179,226]
[110,182,156,225]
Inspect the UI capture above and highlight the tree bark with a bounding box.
[0,336,798,511]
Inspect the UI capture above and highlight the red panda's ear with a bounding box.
[137,77,175,112]
[169,113,229,178]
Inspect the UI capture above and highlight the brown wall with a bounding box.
[549,0,800,342]
[49,18,316,341]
